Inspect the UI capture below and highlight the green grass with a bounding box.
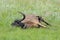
[0,0,60,40]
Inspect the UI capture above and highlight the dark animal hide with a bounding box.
[11,12,51,29]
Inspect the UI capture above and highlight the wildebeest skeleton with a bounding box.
[12,12,51,29]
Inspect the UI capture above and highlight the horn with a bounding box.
[18,12,25,22]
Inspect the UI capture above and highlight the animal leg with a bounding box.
[38,23,46,27]
[37,24,41,28]
[22,24,27,29]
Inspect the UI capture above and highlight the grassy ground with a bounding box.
[0,0,60,40]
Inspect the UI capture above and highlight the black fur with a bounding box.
[11,20,27,28]
[11,12,27,29]
[37,16,51,26]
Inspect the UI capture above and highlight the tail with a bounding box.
[41,19,51,26]
[18,12,26,21]
[37,16,51,26]
[40,18,51,26]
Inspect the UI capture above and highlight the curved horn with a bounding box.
[18,12,25,21]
